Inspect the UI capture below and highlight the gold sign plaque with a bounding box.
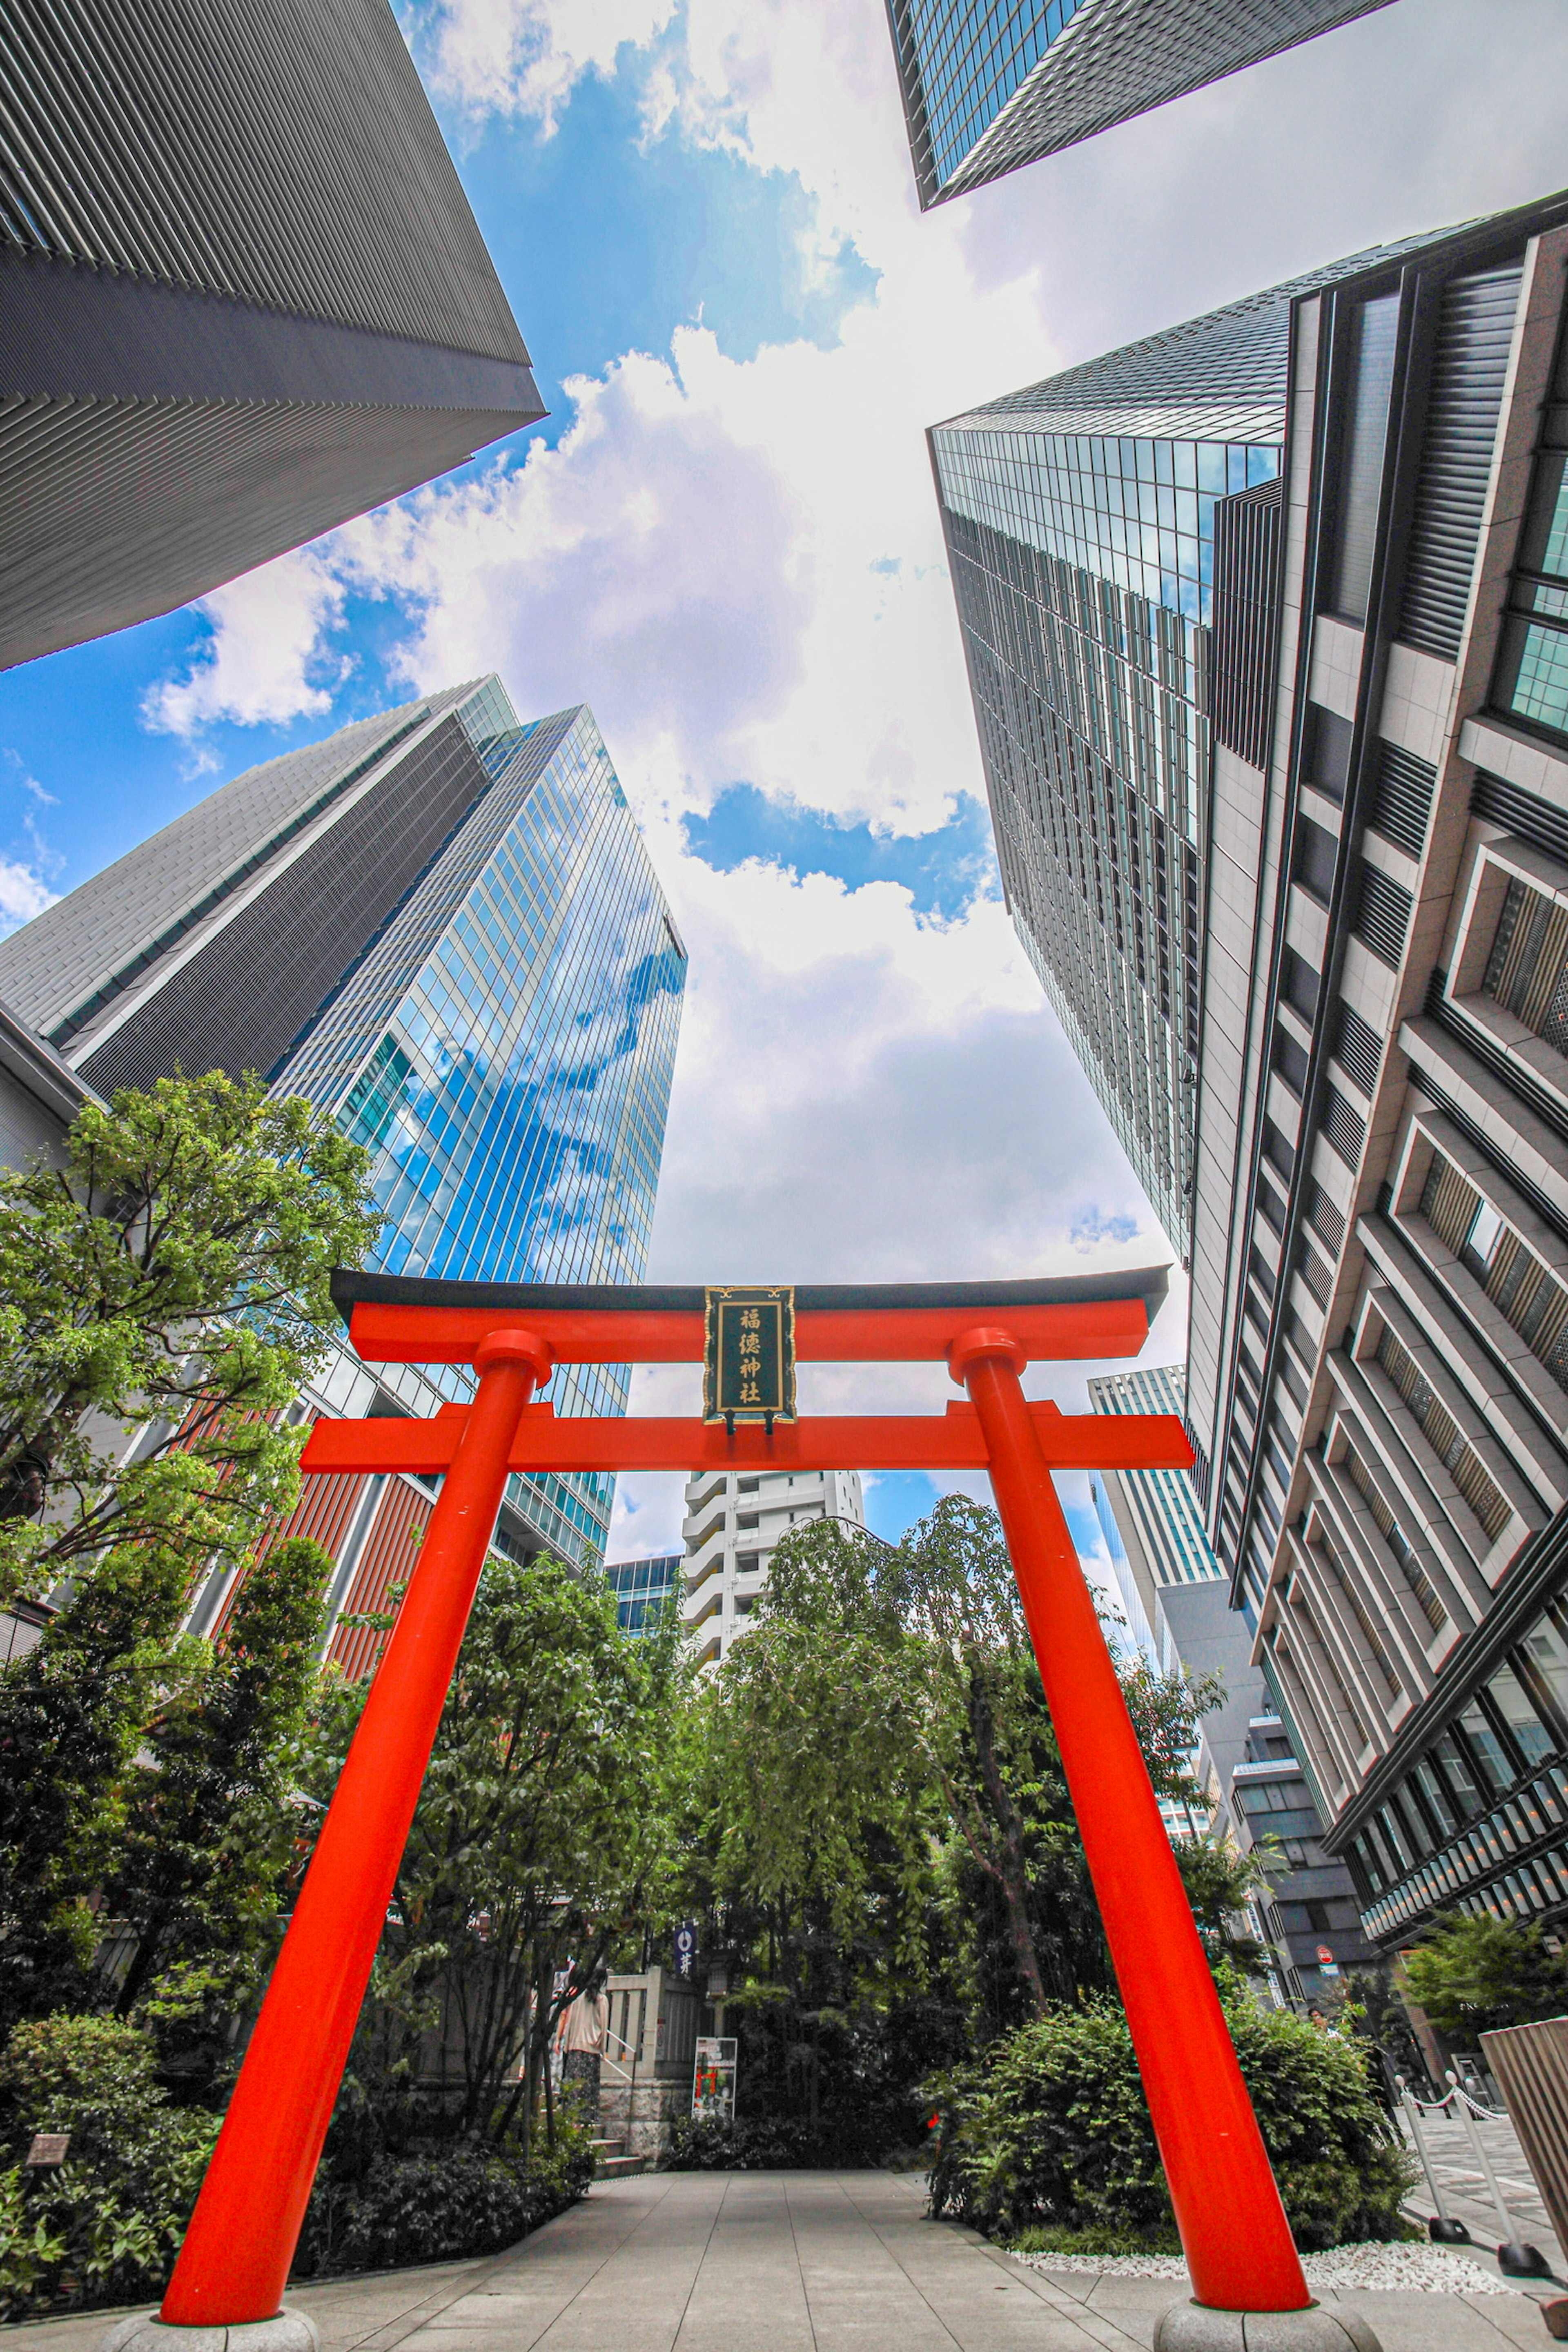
[703,1287,796,1429]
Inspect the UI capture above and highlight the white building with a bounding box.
[680,1466,865,1665]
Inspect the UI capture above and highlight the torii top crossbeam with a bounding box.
[304,1267,1195,1475]
[155,1270,1314,2341]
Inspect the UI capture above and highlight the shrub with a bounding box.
[662,2111,916,2170]
[294,2121,595,2279]
[928,2000,1414,2252]
[0,2013,218,2319]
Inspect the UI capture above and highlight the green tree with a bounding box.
[317,1554,687,2160]
[100,1535,332,2025]
[681,1501,1236,2153]
[0,1547,190,2027]
[1401,1912,1568,2040]
[0,1070,376,1609]
[894,1496,1222,2021]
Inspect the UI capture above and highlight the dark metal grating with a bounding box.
[1372,740,1438,858]
[1334,1001,1384,1094]
[1306,1179,1347,1256]
[1212,479,1282,770]
[79,717,492,1096]
[1397,265,1523,660]
[1324,1087,1369,1166]
[1354,862,1414,967]
[1298,1240,1332,1307]
[1472,771,1568,867]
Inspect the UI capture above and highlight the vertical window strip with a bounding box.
[1343,1436,1453,1623]
[1310,1520,1396,1702]
[1484,873,1568,1051]
[1419,1147,1568,1398]
[1369,1328,1510,1549]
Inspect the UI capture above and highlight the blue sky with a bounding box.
[4,0,1567,1557]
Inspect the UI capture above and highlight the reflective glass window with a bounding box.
[1433,1729,1485,1821]
[1488,1664,1557,1769]
[1458,1701,1512,1797]
[1411,1757,1459,1841]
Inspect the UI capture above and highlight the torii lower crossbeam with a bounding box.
[155,1274,1311,2333]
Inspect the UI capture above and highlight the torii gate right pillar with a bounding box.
[953,1329,1371,2352]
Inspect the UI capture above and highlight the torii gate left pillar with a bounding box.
[134,1273,1367,2352]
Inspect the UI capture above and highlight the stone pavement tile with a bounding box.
[668,2178,817,2352]
[1317,2291,1542,2350]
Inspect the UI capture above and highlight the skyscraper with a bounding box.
[942,185,1568,1965]
[1174,186,1568,1959]
[0,679,687,1631]
[0,0,542,669]
[885,0,1392,207]
[930,234,1466,1250]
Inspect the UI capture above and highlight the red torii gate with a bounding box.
[155,1271,1312,2332]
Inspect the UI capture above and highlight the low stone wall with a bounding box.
[598,2073,690,2163]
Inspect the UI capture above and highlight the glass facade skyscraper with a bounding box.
[931,241,1439,1252]
[885,0,1392,207]
[0,677,686,1578]
[930,291,1289,1245]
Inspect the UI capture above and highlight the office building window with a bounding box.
[1483,874,1568,1058]
[1420,1147,1568,1396]
[1494,321,1568,741]
[1373,1322,1511,1547]
[1330,293,1401,625]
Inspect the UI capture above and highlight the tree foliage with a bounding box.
[1401,1912,1568,2040]
[0,1071,376,1608]
[100,1535,332,2025]
[678,1499,1247,2152]
[315,1553,688,2161]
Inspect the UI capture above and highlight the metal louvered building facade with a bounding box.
[1172,186,1568,1960]
[0,0,544,668]
[885,0,1393,207]
[0,679,688,1623]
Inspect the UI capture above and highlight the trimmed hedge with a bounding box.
[0,2012,594,2319]
[928,2000,1414,2251]
[663,2112,918,2170]
[295,2140,594,2276]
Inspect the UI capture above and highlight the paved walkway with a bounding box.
[1399,2105,1565,2272]
[2,2172,1550,2352]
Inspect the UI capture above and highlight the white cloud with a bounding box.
[142,551,350,738]
[602,840,1167,1557]
[416,0,676,134]
[0,857,58,939]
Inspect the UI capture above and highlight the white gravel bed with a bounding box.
[1009,2241,1527,2294]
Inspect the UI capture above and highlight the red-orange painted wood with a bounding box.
[300,1401,1195,1477]
[346,1296,1149,1366]
[159,1331,552,2328]
[950,1327,1309,2315]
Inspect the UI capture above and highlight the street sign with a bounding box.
[704,1286,795,1430]
[1315,1943,1340,1978]
[673,1922,697,1980]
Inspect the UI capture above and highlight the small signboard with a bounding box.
[673,1922,697,1981]
[703,1287,796,1432]
[1314,1942,1340,1978]
[26,2133,69,2168]
[693,2035,737,2125]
